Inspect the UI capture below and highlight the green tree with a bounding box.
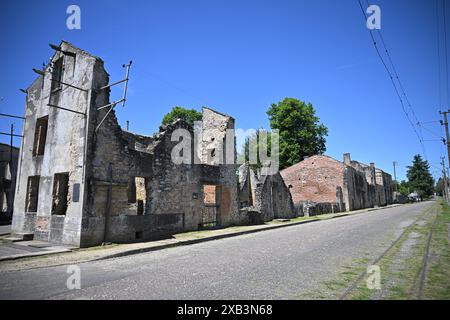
[397,180,410,196]
[406,154,435,199]
[238,129,272,170]
[162,106,202,127]
[267,97,328,170]
[435,177,448,196]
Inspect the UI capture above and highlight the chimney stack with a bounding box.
[343,153,351,165]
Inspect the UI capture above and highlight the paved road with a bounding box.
[0,201,434,300]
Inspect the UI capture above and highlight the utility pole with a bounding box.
[393,161,398,181]
[392,161,398,194]
[440,110,450,166]
[441,157,449,203]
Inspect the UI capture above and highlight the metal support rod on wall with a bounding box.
[0,113,25,120]
[95,61,133,132]
[49,78,88,92]
[33,65,90,116]
[32,68,88,92]
[0,132,23,138]
[121,61,132,108]
[95,101,121,132]
[47,103,86,116]
[1,111,25,193]
[0,125,22,166]
[97,99,125,111]
[99,78,127,91]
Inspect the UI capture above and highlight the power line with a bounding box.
[423,139,444,142]
[437,0,448,163]
[373,9,426,144]
[443,0,450,107]
[417,122,445,140]
[357,0,427,159]
[365,0,420,127]
[436,0,443,111]
[419,120,440,125]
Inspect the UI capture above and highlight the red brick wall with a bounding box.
[203,185,217,204]
[280,155,345,204]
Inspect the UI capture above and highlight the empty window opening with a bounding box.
[135,231,143,239]
[52,173,69,215]
[128,176,147,214]
[32,116,48,156]
[51,57,64,92]
[135,177,146,214]
[25,176,40,212]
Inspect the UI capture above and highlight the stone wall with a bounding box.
[12,41,96,245]
[344,165,371,211]
[281,153,394,215]
[81,104,243,245]
[297,201,343,217]
[82,110,206,245]
[280,155,346,206]
[199,107,240,226]
[345,154,394,208]
[238,163,296,222]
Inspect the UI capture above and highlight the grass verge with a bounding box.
[321,201,450,300]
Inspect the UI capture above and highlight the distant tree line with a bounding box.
[394,154,435,200]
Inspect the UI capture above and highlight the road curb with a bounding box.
[0,248,71,262]
[94,203,407,261]
[93,217,323,261]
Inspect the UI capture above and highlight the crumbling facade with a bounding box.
[0,143,19,224]
[280,154,394,215]
[11,41,275,247]
[237,163,296,223]
[343,154,394,208]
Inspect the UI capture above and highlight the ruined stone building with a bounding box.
[237,163,296,222]
[343,153,394,208]
[0,143,19,224]
[11,41,295,247]
[280,153,394,215]
[10,41,394,247]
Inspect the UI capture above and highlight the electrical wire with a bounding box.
[357,0,427,159]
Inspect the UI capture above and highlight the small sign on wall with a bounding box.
[73,183,80,202]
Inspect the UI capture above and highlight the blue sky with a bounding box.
[0,0,448,181]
